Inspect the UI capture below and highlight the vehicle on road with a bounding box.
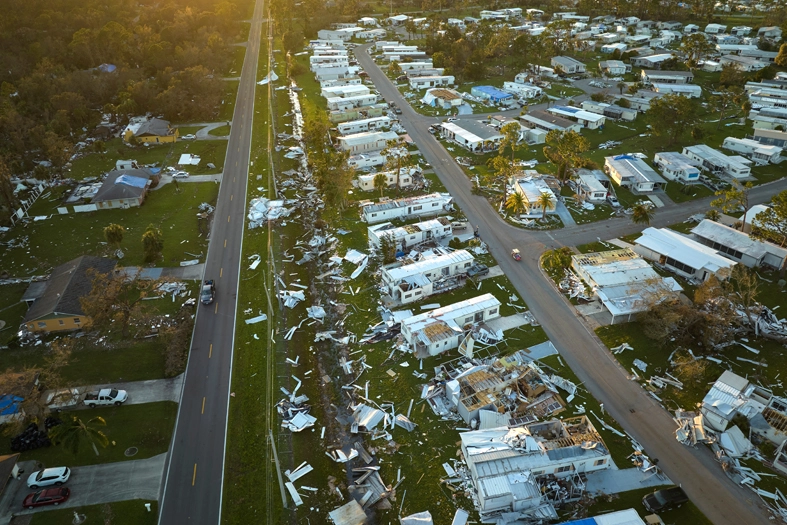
[447,117,458,122]
[512,249,521,261]
[182,134,196,140]
[46,388,82,411]
[467,264,489,278]
[23,487,70,509]
[201,280,216,305]
[27,467,70,489]
[394,107,402,115]
[642,487,688,512]
[428,126,436,134]
[84,388,128,408]
[172,171,190,179]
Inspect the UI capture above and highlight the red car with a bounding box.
[23,487,70,509]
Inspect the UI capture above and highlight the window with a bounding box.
[594,459,607,466]
[58,320,65,325]
[74,318,81,324]
[414,290,422,295]
[464,316,473,323]
[432,202,439,207]
[413,205,423,211]
[464,262,472,268]
[371,213,377,217]
[555,465,574,473]
[488,308,498,316]
[531,470,545,476]
[404,293,412,299]
[38,322,46,328]
[664,256,696,275]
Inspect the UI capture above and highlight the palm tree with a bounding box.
[537,192,556,220]
[49,415,109,456]
[373,172,387,198]
[616,81,627,95]
[505,191,527,219]
[631,203,655,226]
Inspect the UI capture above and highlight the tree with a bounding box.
[487,155,516,208]
[705,209,721,221]
[751,190,787,274]
[616,81,627,95]
[617,97,631,109]
[537,192,555,220]
[373,172,387,198]
[542,247,573,272]
[719,62,744,87]
[711,87,743,130]
[681,33,714,68]
[505,191,527,219]
[142,224,164,262]
[590,92,607,102]
[542,130,590,182]
[0,157,18,218]
[389,60,402,76]
[49,415,109,456]
[631,203,654,225]
[104,223,125,249]
[646,94,699,146]
[711,180,753,231]
[777,43,787,67]
[80,270,166,338]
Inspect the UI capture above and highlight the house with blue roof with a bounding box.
[93,168,160,209]
[470,85,514,105]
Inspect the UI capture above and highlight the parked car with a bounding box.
[451,221,468,230]
[607,195,620,208]
[84,388,128,408]
[23,487,70,509]
[201,280,216,305]
[27,467,70,489]
[172,171,190,179]
[467,264,489,278]
[182,134,196,140]
[642,487,688,513]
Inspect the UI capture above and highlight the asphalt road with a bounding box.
[356,44,778,524]
[157,1,265,523]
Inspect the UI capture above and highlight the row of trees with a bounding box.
[104,223,164,263]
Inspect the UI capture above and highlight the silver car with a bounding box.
[27,467,70,489]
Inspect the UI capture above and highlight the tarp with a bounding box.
[0,395,23,416]
[401,511,434,525]
[114,175,147,188]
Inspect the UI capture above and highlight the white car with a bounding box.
[182,134,196,140]
[447,117,458,123]
[27,467,70,489]
[172,171,190,179]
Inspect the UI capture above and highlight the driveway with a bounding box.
[2,454,165,521]
[41,375,184,411]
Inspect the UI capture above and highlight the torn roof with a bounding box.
[384,250,473,282]
[401,293,500,335]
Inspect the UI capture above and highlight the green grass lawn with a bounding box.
[168,141,228,174]
[576,486,712,524]
[1,339,168,385]
[208,125,231,137]
[545,83,585,99]
[173,125,204,135]
[664,181,715,203]
[219,80,240,122]
[0,182,219,275]
[0,402,177,468]
[30,500,158,525]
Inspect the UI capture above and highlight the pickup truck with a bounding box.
[83,388,128,408]
[467,264,490,278]
[201,280,216,305]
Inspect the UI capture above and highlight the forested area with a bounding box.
[0,0,245,175]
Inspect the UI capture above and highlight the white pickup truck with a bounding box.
[46,388,128,410]
[83,388,128,408]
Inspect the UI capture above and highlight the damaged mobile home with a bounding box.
[380,249,475,304]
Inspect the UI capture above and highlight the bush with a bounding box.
[448,237,463,249]
[163,312,194,377]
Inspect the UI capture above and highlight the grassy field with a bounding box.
[30,500,158,525]
[0,402,177,468]
[219,80,240,122]
[0,182,219,275]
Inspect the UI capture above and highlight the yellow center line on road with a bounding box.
[192,464,197,486]
[220,268,223,278]
[202,397,206,414]
[214,302,218,314]
[227,215,231,222]
[209,344,213,358]
[224,239,227,248]
[231,195,233,201]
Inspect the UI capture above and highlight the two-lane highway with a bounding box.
[157,1,265,523]
[356,44,774,524]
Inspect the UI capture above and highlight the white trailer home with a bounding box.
[321,85,370,99]
[361,193,453,224]
[722,137,781,164]
[408,75,455,90]
[653,152,700,182]
[400,294,501,357]
[356,166,419,191]
[337,130,398,154]
[502,81,543,99]
[337,116,391,135]
[380,249,473,304]
[682,144,752,179]
[326,94,378,111]
[368,217,452,250]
